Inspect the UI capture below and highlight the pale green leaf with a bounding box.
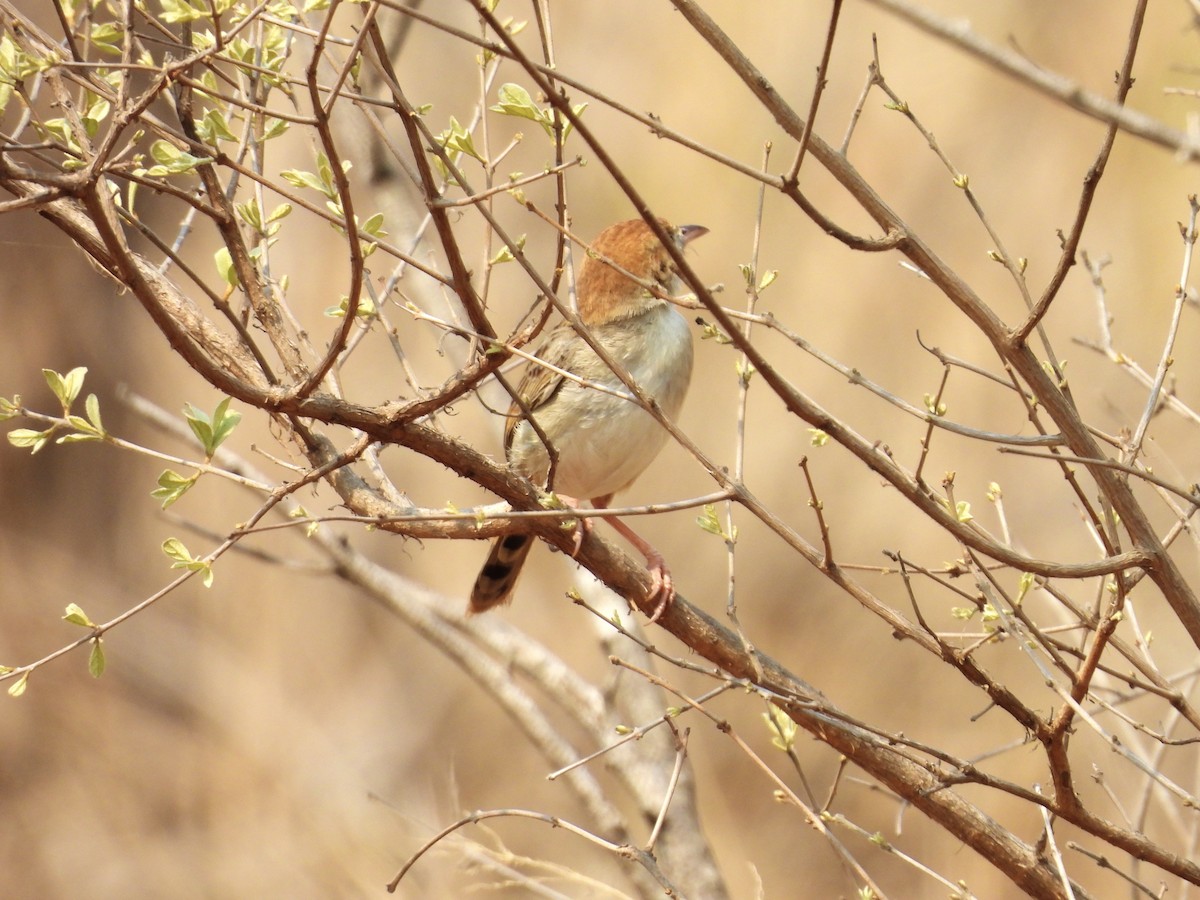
[214,246,238,286]
[88,639,105,678]
[8,428,51,453]
[7,672,28,697]
[0,395,18,421]
[43,366,86,409]
[151,469,198,508]
[62,602,95,628]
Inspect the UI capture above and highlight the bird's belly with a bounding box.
[547,392,673,499]
[510,305,693,501]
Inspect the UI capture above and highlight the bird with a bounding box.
[470,217,708,620]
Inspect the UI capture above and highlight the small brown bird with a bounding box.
[470,217,708,619]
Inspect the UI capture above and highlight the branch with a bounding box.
[864,0,1200,161]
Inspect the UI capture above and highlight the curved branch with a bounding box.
[663,0,1200,652]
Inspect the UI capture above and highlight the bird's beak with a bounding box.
[678,224,709,246]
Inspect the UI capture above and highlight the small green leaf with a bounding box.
[360,212,387,237]
[58,430,102,444]
[7,672,29,697]
[198,107,237,144]
[151,469,199,508]
[158,0,208,23]
[0,395,19,421]
[43,366,86,410]
[281,167,331,196]
[695,317,732,344]
[146,139,211,175]
[490,234,526,265]
[209,398,241,449]
[695,503,734,542]
[85,393,104,434]
[63,603,96,628]
[61,404,104,442]
[0,33,57,83]
[490,82,585,140]
[88,639,106,678]
[808,428,829,447]
[81,95,111,137]
[262,118,289,141]
[8,428,51,453]
[561,103,586,140]
[162,537,192,565]
[235,198,263,230]
[290,505,319,537]
[434,116,484,164]
[323,294,376,319]
[214,246,238,287]
[184,405,213,451]
[763,703,797,751]
[491,82,540,123]
[38,118,75,148]
[265,203,292,224]
[162,537,214,587]
[184,398,241,457]
[1016,571,1035,604]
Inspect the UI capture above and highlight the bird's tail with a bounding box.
[469,534,533,612]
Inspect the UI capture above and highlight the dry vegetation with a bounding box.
[4,1,1200,898]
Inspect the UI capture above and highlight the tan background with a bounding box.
[3,1,1199,896]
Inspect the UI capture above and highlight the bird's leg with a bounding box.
[592,496,675,623]
[551,494,591,557]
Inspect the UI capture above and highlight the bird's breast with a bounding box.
[509,304,694,500]
[600,303,694,417]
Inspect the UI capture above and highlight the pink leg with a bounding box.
[556,495,591,557]
[594,498,675,623]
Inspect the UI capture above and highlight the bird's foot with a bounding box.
[641,550,676,624]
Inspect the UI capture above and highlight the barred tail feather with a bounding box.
[470,534,533,612]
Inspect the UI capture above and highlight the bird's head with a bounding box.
[577,218,708,324]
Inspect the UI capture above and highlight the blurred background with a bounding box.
[4,0,1200,896]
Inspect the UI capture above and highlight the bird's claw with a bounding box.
[642,554,675,624]
[570,514,593,558]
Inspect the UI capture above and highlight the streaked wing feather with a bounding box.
[503,325,575,455]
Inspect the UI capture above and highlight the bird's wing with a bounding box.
[503,324,575,455]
